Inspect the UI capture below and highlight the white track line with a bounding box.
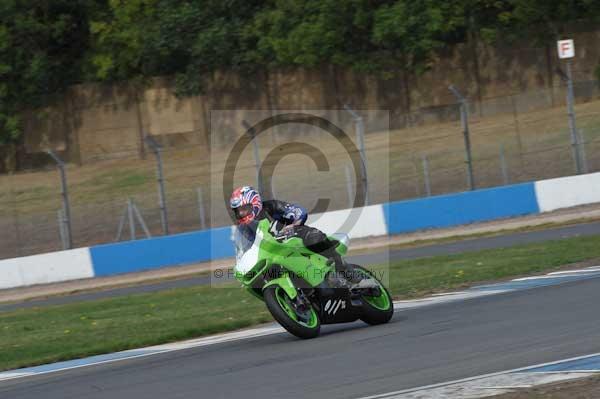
[0,325,284,382]
[548,267,600,275]
[510,274,596,281]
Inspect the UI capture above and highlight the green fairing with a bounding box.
[234,218,393,337]
[234,219,335,294]
[263,275,297,299]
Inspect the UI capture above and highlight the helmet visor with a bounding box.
[233,204,254,221]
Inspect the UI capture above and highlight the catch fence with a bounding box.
[1,80,599,259]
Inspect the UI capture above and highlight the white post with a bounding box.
[128,198,136,240]
[344,165,354,207]
[422,155,432,197]
[343,105,370,205]
[557,39,583,175]
[197,187,207,229]
[500,144,509,185]
[57,209,67,250]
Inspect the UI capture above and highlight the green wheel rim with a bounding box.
[274,287,318,328]
[358,270,392,311]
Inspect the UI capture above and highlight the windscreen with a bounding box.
[233,221,258,261]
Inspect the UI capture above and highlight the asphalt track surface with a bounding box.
[2,273,600,399]
[2,220,600,312]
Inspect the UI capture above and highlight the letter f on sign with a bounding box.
[558,39,575,59]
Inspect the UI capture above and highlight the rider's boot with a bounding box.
[324,248,350,288]
[349,276,379,290]
[323,247,378,290]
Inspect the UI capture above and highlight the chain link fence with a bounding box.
[1,80,599,260]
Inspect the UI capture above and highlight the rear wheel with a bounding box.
[263,286,320,339]
[351,265,394,325]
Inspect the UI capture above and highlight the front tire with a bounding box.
[263,286,321,339]
[351,265,394,325]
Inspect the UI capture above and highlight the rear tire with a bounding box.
[351,265,394,325]
[263,286,321,339]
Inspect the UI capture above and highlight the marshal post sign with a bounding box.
[557,39,575,59]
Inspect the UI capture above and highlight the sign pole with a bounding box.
[557,39,582,175]
[565,60,583,174]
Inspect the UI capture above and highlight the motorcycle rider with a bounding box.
[230,186,375,288]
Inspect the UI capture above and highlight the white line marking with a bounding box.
[475,385,533,389]
[548,267,600,275]
[512,269,600,281]
[0,325,284,382]
[393,290,509,310]
[524,370,597,374]
[511,275,573,281]
[0,372,34,382]
[528,370,600,373]
[431,291,468,297]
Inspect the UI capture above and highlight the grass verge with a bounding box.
[376,215,600,255]
[2,235,600,371]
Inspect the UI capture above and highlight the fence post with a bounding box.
[115,205,128,242]
[127,198,136,240]
[412,155,421,197]
[57,209,67,250]
[449,85,475,190]
[579,129,588,173]
[557,63,583,174]
[509,94,524,166]
[421,154,432,197]
[145,135,169,235]
[115,199,151,241]
[344,165,354,207]
[47,150,73,249]
[343,105,370,205]
[242,120,263,193]
[131,202,152,238]
[197,187,207,229]
[499,144,510,185]
[566,61,583,174]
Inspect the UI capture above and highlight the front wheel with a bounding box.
[351,265,394,325]
[263,286,321,339]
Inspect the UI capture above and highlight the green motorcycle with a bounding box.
[233,219,394,339]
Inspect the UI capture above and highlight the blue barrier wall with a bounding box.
[89,183,540,278]
[90,226,234,277]
[383,183,540,235]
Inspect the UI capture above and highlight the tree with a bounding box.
[247,0,376,69]
[371,0,467,74]
[0,0,100,144]
[2,0,600,147]
[87,0,264,94]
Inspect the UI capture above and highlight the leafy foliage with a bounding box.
[87,0,264,94]
[1,0,600,143]
[0,0,98,144]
